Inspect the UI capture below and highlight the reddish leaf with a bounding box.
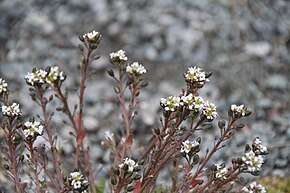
[74,114,81,131]
[133,181,142,193]
[127,134,133,146]
[77,128,86,145]
[190,179,203,189]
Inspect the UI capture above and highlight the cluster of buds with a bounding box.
[119,158,139,173]
[241,181,266,193]
[23,119,44,141]
[212,163,228,180]
[230,104,252,119]
[180,138,201,162]
[1,102,22,117]
[126,62,147,75]
[238,138,268,174]
[82,30,102,46]
[101,131,116,149]
[25,66,65,87]
[66,171,89,193]
[0,78,8,94]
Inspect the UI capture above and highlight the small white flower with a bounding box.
[68,171,88,190]
[214,165,228,180]
[119,157,138,172]
[126,62,147,75]
[160,96,183,112]
[83,30,99,41]
[105,131,114,141]
[0,78,8,94]
[181,94,204,111]
[202,101,218,120]
[242,181,266,193]
[180,140,199,154]
[110,50,128,61]
[73,181,82,189]
[23,121,44,139]
[25,69,47,85]
[185,66,209,84]
[1,102,22,117]
[252,137,268,155]
[46,66,65,85]
[242,151,264,172]
[231,104,247,117]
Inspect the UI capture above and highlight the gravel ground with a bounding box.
[0,0,290,191]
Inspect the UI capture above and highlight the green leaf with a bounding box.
[96,177,106,193]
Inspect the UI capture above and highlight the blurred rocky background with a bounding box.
[0,0,290,191]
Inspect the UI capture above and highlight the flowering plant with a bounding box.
[0,31,268,193]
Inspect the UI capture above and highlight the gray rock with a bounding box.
[266,74,288,90]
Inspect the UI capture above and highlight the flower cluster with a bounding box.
[252,137,268,155]
[83,30,100,42]
[180,140,200,155]
[25,68,47,86]
[45,66,65,85]
[160,96,183,112]
[25,66,65,87]
[67,171,89,193]
[1,102,21,117]
[242,181,266,193]
[0,78,8,94]
[241,150,264,173]
[23,120,44,140]
[214,164,228,180]
[184,66,209,84]
[181,94,204,111]
[126,62,147,75]
[119,158,139,173]
[110,49,128,62]
[202,101,218,120]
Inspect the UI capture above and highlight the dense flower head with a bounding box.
[0,78,8,94]
[242,181,266,193]
[214,164,228,180]
[83,30,99,41]
[25,69,47,86]
[46,66,65,85]
[231,104,247,117]
[202,101,218,120]
[110,50,128,61]
[119,157,138,173]
[160,96,183,112]
[252,137,268,155]
[126,62,147,75]
[180,140,199,154]
[1,102,22,117]
[184,66,209,84]
[242,150,264,172]
[181,94,204,111]
[68,171,89,192]
[23,120,44,140]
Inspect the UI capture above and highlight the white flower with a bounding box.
[180,140,199,154]
[181,94,204,111]
[83,30,99,40]
[242,151,264,172]
[0,78,8,94]
[184,66,209,83]
[252,137,268,155]
[105,131,114,141]
[231,104,246,117]
[46,66,65,85]
[160,96,183,112]
[214,165,228,180]
[73,181,81,189]
[126,62,147,75]
[68,171,88,190]
[119,157,138,172]
[23,121,44,139]
[25,69,47,85]
[242,181,266,193]
[1,102,22,117]
[110,50,128,61]
[202,101,218,120]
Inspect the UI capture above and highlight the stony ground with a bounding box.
[0,0,290,191]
